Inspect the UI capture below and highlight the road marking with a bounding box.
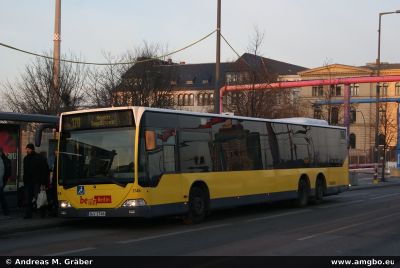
[318,200,364,209]
[369,193,400,200]
[244,209,312,223]
[117,223,231,244]
[297,211,400,241]
[46,247,96,256]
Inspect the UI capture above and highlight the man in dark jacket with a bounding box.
[23,143,49,219]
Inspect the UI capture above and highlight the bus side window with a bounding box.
[145,128,177,186]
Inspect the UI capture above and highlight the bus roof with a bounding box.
[60,106,346,130]
[272,117,329,126]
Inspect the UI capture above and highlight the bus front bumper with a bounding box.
[59,206,152,218]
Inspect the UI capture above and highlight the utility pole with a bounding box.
[53,0,61,114]
[214,0,221,114]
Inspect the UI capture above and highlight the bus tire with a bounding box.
[183,186,208,224]
[296,178,309,207]
[313,177,325,205]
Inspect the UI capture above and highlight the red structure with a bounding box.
[219,75,400,131]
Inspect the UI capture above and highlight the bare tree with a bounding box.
[2,54,87,115]
[88,42,175,109]
[378,102,397,180]
[225,26,305,118]
[87,52,128,107]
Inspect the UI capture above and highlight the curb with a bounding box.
[348,180,400,191]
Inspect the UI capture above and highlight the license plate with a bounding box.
[88,211,106,217]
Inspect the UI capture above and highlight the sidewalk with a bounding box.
[1,176,400,235]
[348,172,400,190]
[0,193,65,235]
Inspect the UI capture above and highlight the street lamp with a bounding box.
[374,10,400,183]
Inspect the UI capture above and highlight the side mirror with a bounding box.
[35,123,58,147]
[145,130,156,151]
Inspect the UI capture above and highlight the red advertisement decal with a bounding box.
[80,195,112,205]
[94,195,112,204]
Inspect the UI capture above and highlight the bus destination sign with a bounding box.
[62,110,133,131]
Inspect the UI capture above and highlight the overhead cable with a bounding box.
[0,30,216,66]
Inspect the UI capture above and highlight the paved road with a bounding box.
[0,184,400,256]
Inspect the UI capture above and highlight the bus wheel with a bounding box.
[313,178,325,205]
[296,179,309,207]
[183,187,208,224]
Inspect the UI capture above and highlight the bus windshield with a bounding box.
[59,127,135,188]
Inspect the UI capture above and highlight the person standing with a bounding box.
[0,147,10,216]
[23,143,49,219]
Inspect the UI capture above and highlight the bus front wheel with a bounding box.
[183,186,208,224]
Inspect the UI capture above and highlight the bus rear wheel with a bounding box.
[183,186,208,224]
[313,178,325,205]
[296,179,309,207]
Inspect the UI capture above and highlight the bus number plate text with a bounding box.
[88,211,106,217]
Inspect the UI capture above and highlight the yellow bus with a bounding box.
[57,107,348,223]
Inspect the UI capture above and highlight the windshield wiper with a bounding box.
[61,177,129,189]
[62,182,81,190]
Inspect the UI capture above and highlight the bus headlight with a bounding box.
[122,199,146,207]
[59,200,72,209]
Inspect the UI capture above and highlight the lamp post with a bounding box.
[374,10,400,183]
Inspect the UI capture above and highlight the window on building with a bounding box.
[226,73,238,85]
[350,108,356,123]
[350,84,359,96]
[204,94,210,106]
[178,94,184,106]
[396,83,400,95]
[178,94,195,106]
[330,106,339,125]
[336,85,342,96]
[197,93,213,106]
[330,85,342,96]
[312,86,323,97]
[198,93,204,106]
[349,133,356,149]
[314,106,322,119]
[379,83,388,96]
[189,94,194,106]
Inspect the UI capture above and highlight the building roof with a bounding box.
[239,53,308,76]
[164,62,232,89]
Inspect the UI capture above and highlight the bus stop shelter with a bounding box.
[0,112,58,192]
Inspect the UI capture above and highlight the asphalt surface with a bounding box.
[0,175,399,236]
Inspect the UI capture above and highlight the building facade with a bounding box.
[115,53,308,115]
[297,63,400,164]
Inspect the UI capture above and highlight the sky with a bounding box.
[1,0,400,87]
